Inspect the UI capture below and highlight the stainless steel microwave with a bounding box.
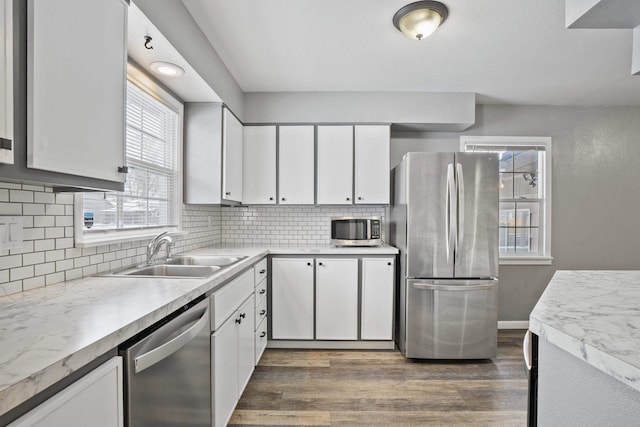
[330,217,382,247]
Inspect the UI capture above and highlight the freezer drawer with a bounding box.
[405,279,497,359]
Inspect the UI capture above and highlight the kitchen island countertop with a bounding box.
[0,244,397,418]
[530,270,640,393]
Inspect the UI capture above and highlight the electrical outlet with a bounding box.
[0,216,23,250]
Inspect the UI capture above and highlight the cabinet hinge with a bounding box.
[118,166,129,173]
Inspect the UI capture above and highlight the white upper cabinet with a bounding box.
[243,126,276,204]
[317,125,353,205]
[0,0,13,165]
[278,126,314,205]
[26,0,127,183]
[222,108,243,202]
[355,125,390,204]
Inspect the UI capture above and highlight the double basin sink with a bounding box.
[108,255,247,278]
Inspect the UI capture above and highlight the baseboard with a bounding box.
[267,340,396,350]
[498,320,529,329]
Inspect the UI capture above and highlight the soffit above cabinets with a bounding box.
[128,2,221,102]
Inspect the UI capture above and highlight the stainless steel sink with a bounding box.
[165,255,247,267]
[115,264,220,278]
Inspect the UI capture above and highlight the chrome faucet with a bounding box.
[146,232,174,265]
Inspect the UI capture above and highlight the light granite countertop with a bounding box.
[0,244,397,417]
[530,270,640,393]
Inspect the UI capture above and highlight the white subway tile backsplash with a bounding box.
[10,266,34,281]
[0,202,22,215]
[0,182,385,296]
[10,190,34,203]
[45,204,65,216]
[23,276,45,291]
[34,192,55,204]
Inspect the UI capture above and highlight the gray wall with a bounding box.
[391,104,640,321]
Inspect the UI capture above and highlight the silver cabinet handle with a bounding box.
[134,305,209,374]
[523,330,532,371]
[456,163,465,264]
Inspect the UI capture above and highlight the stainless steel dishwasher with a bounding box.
[120,296,210,427]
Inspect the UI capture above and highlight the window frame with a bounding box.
[74,64,184,248]
[460,136,553,265]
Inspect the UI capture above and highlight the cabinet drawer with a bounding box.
[255,318,268,365]
[254,258,267,284]
[211,269,254,331]
[255,280,267,303]
[255,296,267,330]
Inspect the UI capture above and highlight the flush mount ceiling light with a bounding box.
[149,61,185,77]
[393,1,449,41]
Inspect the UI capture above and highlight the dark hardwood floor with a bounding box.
[230,330,528,426]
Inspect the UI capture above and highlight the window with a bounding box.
[461,136,552,265]
[77,72,183,245]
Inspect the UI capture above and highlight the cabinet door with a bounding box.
[27,0,127,183]
[0,0,13,164]
[317,126,353,205]
[222,108,243,202]
[355,125,390,204]
[238,295,256,395]
[9,357,123,427]
[243,126,276,204]
[316,258,359,340]
[278,126,314,205]
[361,258,395,340]
[212,314,239,427]
[271,258,314,339]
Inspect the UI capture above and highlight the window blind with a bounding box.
[83,81,179,231]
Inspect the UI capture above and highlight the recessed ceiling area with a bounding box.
[181,0,638,106]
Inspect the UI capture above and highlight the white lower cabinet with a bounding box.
[9,357,123,427]
[271,258,315,339]
[315,258,359,340]
[211,268,256,427]
[270,255,395,344]
[212,315,239,427]
[361,258,395,340]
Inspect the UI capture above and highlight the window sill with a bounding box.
[75,228,186,248]
[499,256,553,266]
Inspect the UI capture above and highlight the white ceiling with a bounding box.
[181,0,639,106]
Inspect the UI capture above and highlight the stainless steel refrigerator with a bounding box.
[389,152,499,359]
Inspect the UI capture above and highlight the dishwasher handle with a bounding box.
[134,304,209,374]
[523,329,532,371]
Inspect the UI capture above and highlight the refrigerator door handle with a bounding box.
[446,163,456,265]
[456,163,465,264]
[412,282,495,292]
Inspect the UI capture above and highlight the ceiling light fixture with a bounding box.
[393,1,449,41]
[149,61,185,77]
